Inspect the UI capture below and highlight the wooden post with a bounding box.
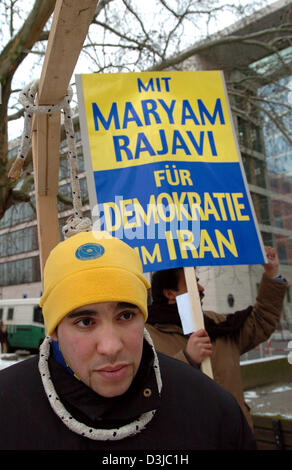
[32,113,61,275]
[32,0,99,278]
[184,266,214,379]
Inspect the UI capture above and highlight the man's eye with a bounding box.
[119,311,135,321]
[76,318,94,328]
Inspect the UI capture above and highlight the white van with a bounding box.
[0,298,45,351]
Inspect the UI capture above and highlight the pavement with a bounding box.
[241,338,292,419]
[0,352,31,371]
[244,382,292,419]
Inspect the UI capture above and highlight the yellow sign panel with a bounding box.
[80,71,239,171]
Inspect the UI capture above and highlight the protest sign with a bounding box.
[76,71,266,273]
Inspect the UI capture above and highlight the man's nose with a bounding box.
[96,324,123,358]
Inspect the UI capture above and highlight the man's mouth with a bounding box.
[96,364,130,381]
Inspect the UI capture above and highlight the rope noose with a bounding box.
[8,79,92,239]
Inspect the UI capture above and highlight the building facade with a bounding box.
[176,1,292,328]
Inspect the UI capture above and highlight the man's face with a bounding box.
[52,302,145,398]
[177,270,205,304]
[164,269,205,304]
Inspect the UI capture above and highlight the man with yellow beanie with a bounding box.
[0,231,256,451]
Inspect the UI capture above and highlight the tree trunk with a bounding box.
[0,0,56,220]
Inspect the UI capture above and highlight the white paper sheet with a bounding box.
[176,293,196,335]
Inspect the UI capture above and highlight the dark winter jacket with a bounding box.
[0,340,256,450]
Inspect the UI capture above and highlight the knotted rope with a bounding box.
[8,79,92,239]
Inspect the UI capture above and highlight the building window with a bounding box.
[227,294,235,307]
[0,200,35,230]
[242,154,267,188]
[7,308,14,320]
[236,117,263,153]
[277,242,287,263]
[261,232,274,247]
[33,306,44,324]
[251,193,271,226]
[0,226,38,258]
[0,256,41,286]
[250,125,263,152]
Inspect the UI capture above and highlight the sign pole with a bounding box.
[184,266,214,379]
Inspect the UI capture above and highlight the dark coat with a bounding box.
[0,351,256,450]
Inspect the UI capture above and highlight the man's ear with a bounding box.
[163,288,177,304]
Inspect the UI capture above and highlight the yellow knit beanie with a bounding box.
[40,231,150,335]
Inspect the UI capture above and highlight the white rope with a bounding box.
[8,79,92,239]
[39,328,162,441]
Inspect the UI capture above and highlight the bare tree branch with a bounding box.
[8,108,24,121]
[149,25,292,70]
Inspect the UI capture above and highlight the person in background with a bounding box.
[146,246,288,431]
[0,320,8,354]
[0,231,256,450]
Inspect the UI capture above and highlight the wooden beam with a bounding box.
[32,0,98,276]
[32,113,61,271]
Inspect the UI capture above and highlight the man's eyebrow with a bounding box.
[116,302,138,310]
[67,309,97,319]
[67,303,139,318]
